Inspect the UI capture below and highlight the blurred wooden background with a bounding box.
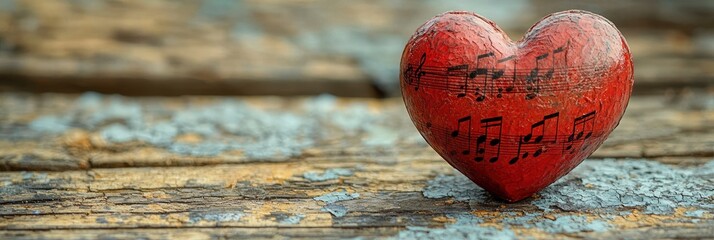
[0,0,711,97]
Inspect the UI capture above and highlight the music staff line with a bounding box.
[418,111,598,165]
[440,132,603,153]
[417,114,595,141]
[432,127,602,153]
[402,42,598,100]
[407,64,607,75]
[404,64,610,95]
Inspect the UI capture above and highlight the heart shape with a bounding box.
[400,10,633,202]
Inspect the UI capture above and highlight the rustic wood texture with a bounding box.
[0,92,712,239]
[0,91,712,170]
[0,0,712,96]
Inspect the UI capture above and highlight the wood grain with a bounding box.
[0,92,711,170]
[0,93,712,239]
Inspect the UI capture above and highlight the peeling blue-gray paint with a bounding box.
[303,168,354,182]
[534,159,714,214]
[96,217,108,224]
[189,211,244,223]
[99,121,179,145]
[168,142,227,157]
[99,124,136,143]
[501,213,610,233]
[422,159,714,215]
[448,213,483,225]
[86,96,144,129]
[28,93,411,160]
[685,210,708,218]
[314,190,360,204]
[616,210,633,216]
[21,171,48,180]
[398,212,609,238]
[327,103,376,135]
[322,204,348,217]
[278,214,305,225]
[422,172,487,202]
[29,116,72,134]
[395,213,515,240]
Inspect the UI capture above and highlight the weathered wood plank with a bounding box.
[0,159,712,238]
[1,228,406,240]
[0,92,712,170]
[3,225,714,240]
[0,93,712,238]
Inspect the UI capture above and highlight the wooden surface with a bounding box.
[0,0,712,97]
[0,92,713,239]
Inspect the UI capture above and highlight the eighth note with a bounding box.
[525,53,550,100]
[451,116,472,155]
[495,55,516,97]
[509,112,559,164]
[474,116,503,163]
[565,111,596,153]
[472,52,495,102]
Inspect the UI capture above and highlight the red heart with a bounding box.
[400,10,633,202]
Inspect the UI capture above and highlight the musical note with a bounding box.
[474,116,503,163]
[431,108,600,166]
[496,55,516,96]
[545,47,563,80]
[450,116,472,155]
[523,112,560,144]
[404,53,427,90]
[447,65,470,98]
[565,111,596,153]
[471,52,495,101]
[543,42,570,92]
[509,112,559,164]
[510,136,526,165]
[399,43,610,99]
[525,53,550,100]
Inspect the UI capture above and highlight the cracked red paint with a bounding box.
[400,10,634,202]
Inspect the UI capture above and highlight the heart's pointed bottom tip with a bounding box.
[470,175,544,203]
[489,188,539,203]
